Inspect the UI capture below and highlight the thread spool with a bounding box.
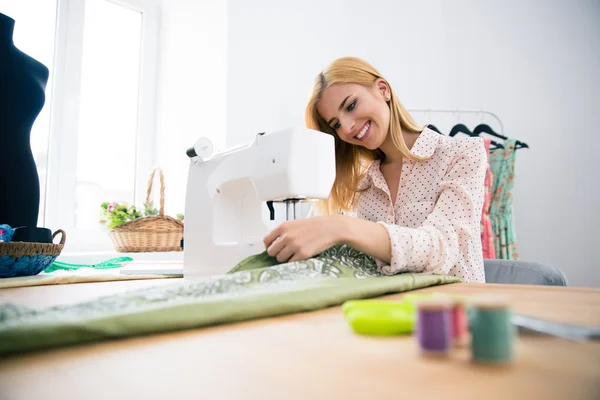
[470,295,515,364]
[416,297,452,355]
[450,298,469,347]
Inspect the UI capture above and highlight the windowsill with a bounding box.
[57,250,183,265]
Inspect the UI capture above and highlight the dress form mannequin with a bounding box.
[0,12,50,228]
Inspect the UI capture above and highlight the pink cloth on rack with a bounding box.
[481,139,496,259]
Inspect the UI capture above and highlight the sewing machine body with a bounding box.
[184,127,335,278]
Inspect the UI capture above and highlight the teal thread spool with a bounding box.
[470,296,515,364]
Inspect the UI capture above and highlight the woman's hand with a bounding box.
[263,215,346,263]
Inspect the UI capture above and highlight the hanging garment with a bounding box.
[489,138,519,259]
[481,139,496,259]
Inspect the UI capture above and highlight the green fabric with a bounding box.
[0,245,460,355]
[44,257,133,273]
[489,138,519,260]
[227,250,280,273]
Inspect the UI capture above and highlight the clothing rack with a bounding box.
[408,108,505,133]
[408,108,528,149]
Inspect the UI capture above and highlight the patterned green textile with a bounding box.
[489,138,519,259]
[0,245,460,354]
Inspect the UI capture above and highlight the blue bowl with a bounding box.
[0,230,66,278]
[0,253,61,278]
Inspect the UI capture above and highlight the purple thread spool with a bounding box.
[416,298,452,355]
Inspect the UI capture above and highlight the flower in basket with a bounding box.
[100,201,183,229]
[100,201,142,229]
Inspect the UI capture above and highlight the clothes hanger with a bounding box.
[449,123,473,137]
[425,124,442,134]
[473,124,528,149]
[450,123,504,150]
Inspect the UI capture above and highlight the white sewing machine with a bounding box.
[183,127,336,278]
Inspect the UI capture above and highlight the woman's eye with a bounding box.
[347,100,356,112]
[333,121,341,130]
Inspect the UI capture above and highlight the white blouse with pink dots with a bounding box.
[347,127,487,283]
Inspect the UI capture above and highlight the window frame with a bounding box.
[44,0,160,252]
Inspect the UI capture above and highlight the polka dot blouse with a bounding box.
[347,127,487,283]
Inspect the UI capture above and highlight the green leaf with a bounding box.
[144,201,159,217]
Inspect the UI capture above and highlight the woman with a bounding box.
[263,57,487,283]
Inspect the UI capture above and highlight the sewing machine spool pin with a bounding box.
[285,199,301,221]
[266,199,303,221]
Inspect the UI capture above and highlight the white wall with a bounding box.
[155,0,227,217]
[225,0,600,286]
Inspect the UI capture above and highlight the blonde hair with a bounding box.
[305,56,425,215]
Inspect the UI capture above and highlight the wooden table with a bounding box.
[0,281,599,400]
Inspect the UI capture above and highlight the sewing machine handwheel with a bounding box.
[193,138,214,159]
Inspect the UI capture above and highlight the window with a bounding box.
[2,0,160,252]
[75,0,143,229]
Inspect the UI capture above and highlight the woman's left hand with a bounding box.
[263,215,346,263]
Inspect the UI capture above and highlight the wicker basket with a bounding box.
[109,168,184,253]
[0,230,66,278]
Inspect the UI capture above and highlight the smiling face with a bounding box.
[317,80,391,151]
